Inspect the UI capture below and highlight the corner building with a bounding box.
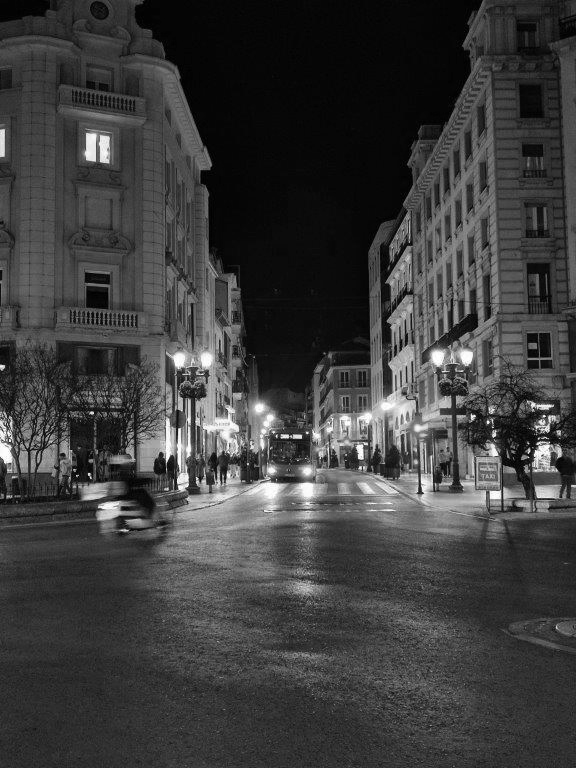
[0,0,214,473]
[405,0,570,475]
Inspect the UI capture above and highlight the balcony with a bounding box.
[232,378,248,399]
[421,313,478,364]
[560,14,576,39]
[55,307,146,332]
[528,296,552,314]
[523,169,547,179]
[58,85,147,126]
[231,344,243,362]
[525,228,550,238]
[217,350,229,370]
[231,311,242,328]
[390,285,413,313]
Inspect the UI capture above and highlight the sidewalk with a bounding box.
[174,472,266,511]
[372,470,576,521]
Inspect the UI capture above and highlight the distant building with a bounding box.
[314,338,372,467]
[368,220,395,457]
[405,0,570,476]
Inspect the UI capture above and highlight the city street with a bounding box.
[2,469,576,767]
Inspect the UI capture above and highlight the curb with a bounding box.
[182,478,269,511]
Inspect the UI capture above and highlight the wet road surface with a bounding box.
[2,469,576,767]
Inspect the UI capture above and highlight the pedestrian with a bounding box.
[556,453,575,499]
[228,453,238,479]
[166,453,178,490]
[0,455,7,501]
[153,450,167,488]
[438,448,448,476]
[55,452,72,497]
[445,449,453,477]
[371,445,382,474]
[218,450,230,485]
[208,451,218,473]
[197,452,206,484]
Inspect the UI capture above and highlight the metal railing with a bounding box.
[59,85,146,119]
[528,296,551,314]
[560,14,576,39]
[525,228,550,238]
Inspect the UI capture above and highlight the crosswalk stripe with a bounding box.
[356,482,376,495]
[337,483,350,495]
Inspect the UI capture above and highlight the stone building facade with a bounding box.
[0,0,246,475]
[404,0,570,475]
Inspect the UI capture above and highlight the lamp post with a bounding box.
[431,345,474,493]
[254,402,266,478]
[327,420,333,467]
[362,412,372,471]
[380,401,393,476]
[173,351,186,490]
[181,350,212,495]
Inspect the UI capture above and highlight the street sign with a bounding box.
[169,409,186,429]
[439,407,467,416]
[475,456,502,490]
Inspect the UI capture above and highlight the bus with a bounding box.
[267,428,316,482]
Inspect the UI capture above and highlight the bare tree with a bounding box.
[0,343,76,495]
[73,358,165,468]
[463,358,567,499]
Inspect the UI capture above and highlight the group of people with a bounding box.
[154,449,238,488]
[437,448,453,477]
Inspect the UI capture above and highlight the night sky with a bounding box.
[4,0,479,391]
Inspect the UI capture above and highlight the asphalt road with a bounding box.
[2,469,576,767]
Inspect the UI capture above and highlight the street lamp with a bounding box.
[326,420,333,467]
[362,412,372,471]
[431,345,474,493]
[180,350,212,495]
[172,350,186,490]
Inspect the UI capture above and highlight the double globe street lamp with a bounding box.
[176,350,213,494]
[430,345,474,493]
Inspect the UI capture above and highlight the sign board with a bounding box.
[439,407,467,416]
[475,456,502,490]
[169,409,186,429]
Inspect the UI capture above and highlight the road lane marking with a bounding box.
[357,482,376,495]
[337,483,351,495]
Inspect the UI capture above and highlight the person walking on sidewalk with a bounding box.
[556,453,575,499]
[218,450,230,485]
[166,454,178,490]
[445,449,453,477]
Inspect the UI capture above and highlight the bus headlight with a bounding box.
[302,467,312,477]
[268,466,277,475]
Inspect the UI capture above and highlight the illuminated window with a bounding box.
[527,332,552,369]
[84,129,112,164]
[0,126,6,159]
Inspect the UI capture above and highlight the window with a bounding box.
[464,129,473,160]
[446,261,453,289]
[416,249,423,274]
[458,298,465,320]
[455,198,462,228]
[481,218,489,248]
[86,66,112,92]
[522,143,545,177]
[0,125,6,160]
[0,69,12,90]
[0,268,3,304]
[438,315,444,336]
[466,182,474,213]
[443,166,450,195]
[477,103,486,135]
[339,371,350,387]
[479,160,488,191]
[468,234,476,266]
[426,238,433,263]
[428,281,434,307]
[425,196,432,219]
[340,396,350,414]
[357,370,368,387]
[482,338,494,377]
[527,263,551,313]
[444,212,451,241]
[470,288,477,315]
[457,249,464,277]
[519,84,543,118]
[527,332,552,369]
[525,204,549,237]
[85,271,110,309]
[453,147,461,178]
[483,273,492,320]
[76,346,118,375]
[435,225,442,254]
[517,20,539,52]
[84,129,112,164]
[436,272,443,299]
[358,394,369,411]
[415,211,421,235]
[433,181,440,208]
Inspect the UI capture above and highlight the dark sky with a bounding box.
[6,0,479,391]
